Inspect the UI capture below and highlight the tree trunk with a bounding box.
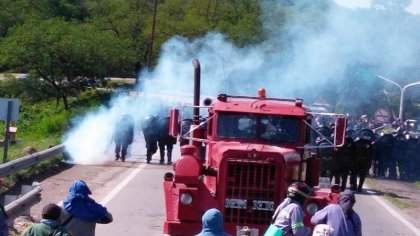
[62,95,69,110]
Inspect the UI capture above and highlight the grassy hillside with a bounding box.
[0,80,113,193]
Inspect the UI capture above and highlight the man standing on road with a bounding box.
[141,115,159,163]
[113,114,134,162]
[158,115,177,165]
[270,182,311,236]
[311,190,362,236]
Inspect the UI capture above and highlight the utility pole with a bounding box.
[147,0,158,69]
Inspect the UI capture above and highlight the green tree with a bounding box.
[89,0,153,74]
[0,0,27,38]
[158,0,264,47]
[0,18,130,110]
[26,0,93,21]
[0,76,57,103]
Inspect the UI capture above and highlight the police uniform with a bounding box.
[142,115,159,163]
[157,116,177,164]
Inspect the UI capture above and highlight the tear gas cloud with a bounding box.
[64,1,420,164]
[142,1,420,104]
[63,95,167,164]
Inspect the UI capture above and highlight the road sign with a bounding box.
[0,98,20,121]
[374,108,390,123]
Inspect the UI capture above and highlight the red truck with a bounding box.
[163,59,346,236]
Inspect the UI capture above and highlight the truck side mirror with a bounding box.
[169,108,179,137]
[334,116,346,147]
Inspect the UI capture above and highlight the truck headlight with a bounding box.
[306,203,318,215]
[180,192,193,205]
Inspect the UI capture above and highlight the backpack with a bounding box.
[312,224,334,236]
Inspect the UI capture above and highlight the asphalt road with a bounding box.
[354,189,420,235]
[93,134,420,235]
[24,132,420,236]
[95,134,177,235]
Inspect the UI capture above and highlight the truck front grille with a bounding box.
[223,158,279,225]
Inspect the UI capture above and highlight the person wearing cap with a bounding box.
[60,180,113,236]
[270,182,311,236]
[21,203,72,236]
[196,208,231,236]
[310,190,362,236]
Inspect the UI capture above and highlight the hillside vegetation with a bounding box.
[0,77,113,193]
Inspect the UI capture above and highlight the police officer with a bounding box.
[179,118,193,146]
[114,114,134,162]
[317,137,336,183]
[371,133,381,177]
[405,134,418,180]
[388,132,407,179]
[397,132,417,180]
[157,116,177,165]
[376,132,394,178]
[335,132,356,191]
[142,115,159,164]
[415,137,420,179]
[350,128,374,192]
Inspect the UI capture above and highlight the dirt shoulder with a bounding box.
[365,177,420,222]
[9,160,140,235]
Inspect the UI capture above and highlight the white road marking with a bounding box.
[368,189,420,235]
[100,163,147,206]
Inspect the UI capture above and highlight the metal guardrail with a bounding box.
[5,183,42,226]
[0,144,65,221]
[0,144,65,177]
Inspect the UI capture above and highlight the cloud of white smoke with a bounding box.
[63,1,420,164]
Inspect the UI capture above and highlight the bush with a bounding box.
[71,89,112,107]
[0,77,56,103]
[37,112,71,136]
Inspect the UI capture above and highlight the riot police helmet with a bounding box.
[142,114,158,127]
[395,133,407,141]
[287,182,311,204]
[316,125,331,136]
[346,129,355,139]
[355,128,375,142]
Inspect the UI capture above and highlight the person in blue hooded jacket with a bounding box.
[59,180,113,236]
[196,208,231,236]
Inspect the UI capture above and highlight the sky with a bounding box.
[334,0,420,14]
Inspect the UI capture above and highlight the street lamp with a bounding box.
[376,75,420,121]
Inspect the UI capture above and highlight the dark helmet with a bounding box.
[346,129,355,139]
[355,128,375,142]
[287,182,311,204]
[142,114,157,125]
[141,115,158,132]
[316,125,332,137]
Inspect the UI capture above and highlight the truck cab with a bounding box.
[163,59,345,236]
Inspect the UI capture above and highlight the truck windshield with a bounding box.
[217,113,301,143]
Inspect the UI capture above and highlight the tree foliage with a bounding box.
[0,18,131,109]
[1,0,418,117]
[0,0,266,109]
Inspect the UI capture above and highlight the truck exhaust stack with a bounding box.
[192,59,200,125]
